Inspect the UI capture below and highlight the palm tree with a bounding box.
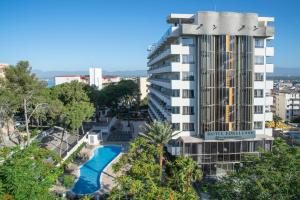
[166,156,202,196]
[139,121,180,179]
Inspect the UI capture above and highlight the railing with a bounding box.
[148,26,178,57]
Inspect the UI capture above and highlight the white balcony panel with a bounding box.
[148,63,195,74]
[149,79,171,89]
[264,128,273,136]
[265,64,274,73]
[148,44,183,66]
[266,96,273,105]
[254,48,265,56]
[265,112,273,121]
[148,88,171,105]
[170,114,195,123]
[254,98,265,105]
[254,65,265,73]
[170,80,195,89]
[149,96,170,120]
[254,81,265,89]
[255,129,265,136]
[171,98,195,106]
[266,80,273,89]
[253,114,265,122]
[266,47,274,57]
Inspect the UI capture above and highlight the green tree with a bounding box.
[140,121,179,179]
[0,86,20,145]
[210,138,300,200]
[166,157,202,194]
[97,80,139,113]
[51,81,95,156]
[110,137,200,200]
[1,61,46,146]
[0,143,60,200]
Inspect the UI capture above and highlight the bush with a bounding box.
[62,174,75,188]
[31,128,39,137]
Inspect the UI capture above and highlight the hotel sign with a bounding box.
[204,130,256,140]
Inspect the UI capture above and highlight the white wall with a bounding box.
[89,68,102,90]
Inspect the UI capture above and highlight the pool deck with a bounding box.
[99,152,123,194]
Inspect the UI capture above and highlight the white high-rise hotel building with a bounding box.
[148,12,274,175]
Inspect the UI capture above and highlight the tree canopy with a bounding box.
[97,80,139,112]
[109,136,201,200]
[0,144,61,200]
[210,138,300,200]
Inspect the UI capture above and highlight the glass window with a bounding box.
[172,89,180,97]
[255,56,264,65]
[254,106,263,114]
[254,73,264,81]
[255,38,264,48]
[182,123,194,131]
[171,106,180,114]
[182,89,194,98]
[254,121,263,129]
[172,123,180,131]
[182,37,194,46]
[254,89,264,98]
[182,106,194,115]
[182,72,194,81]
[182,55,195,64]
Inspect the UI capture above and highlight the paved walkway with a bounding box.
[99,153,123,194]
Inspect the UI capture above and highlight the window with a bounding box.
[182,72,194,81]
[171,106,180,114]
[255,56,264,65]
[254,73,264,81]
[182,37,194,46]
[172,89,180,97]
[254,106,263,114]
[172,123,180,131]
[254,89,264,98]
[182,106,194,115]
[254,122,263,129]
[182,55,194,64]
[182,90,194,98]
[255,39,264,48]
[182,123,194,131]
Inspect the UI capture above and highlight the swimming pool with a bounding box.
[71,145,122,194]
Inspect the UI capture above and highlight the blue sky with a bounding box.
[0,0,299,71]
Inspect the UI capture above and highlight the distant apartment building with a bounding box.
[102,76,121,87]
[147,11,274,176]
[89,68,103,90]
[137,77,149,100]
[275,90,300,121]
[54,75,89,85]
[0,63,9,78]
[54,68,102,89]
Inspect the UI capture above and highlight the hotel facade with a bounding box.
[147,12,274,176]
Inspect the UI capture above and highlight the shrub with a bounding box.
[62,174,75,188]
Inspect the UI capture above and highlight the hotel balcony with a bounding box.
[148,44,182,66]
[148,26,180,58]
[266,96,273,106]
[148,62,182,74]
[265,63,274,73]
[266,47,274,57]
[265,112,273,121]
[266,80,273,89]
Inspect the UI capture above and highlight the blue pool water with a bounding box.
[71,145,122,194]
